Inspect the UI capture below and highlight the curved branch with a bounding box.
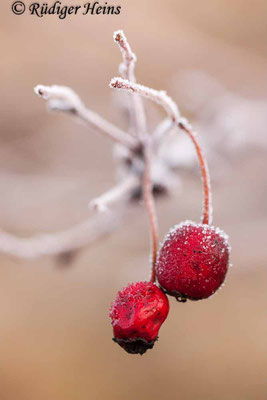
[0,207,129,259]
[34,85,137,149]
[110,78,212,225]
[178,119,212,225]
[110,78,180,122]
[89,175,140,212]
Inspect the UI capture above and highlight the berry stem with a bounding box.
[143,141,159,283]
[109,78,212,225]
[178,120,212,225]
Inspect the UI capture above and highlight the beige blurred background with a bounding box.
[0,1,267,399]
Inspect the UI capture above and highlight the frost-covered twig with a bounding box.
[34,85,137,149]
[113,31,146,139]
[110,77,212,225]
[89,175,140,212]
[113,30,136,81]
[110,78,180,121]
[0,31,216,263]
[0,208,128,259]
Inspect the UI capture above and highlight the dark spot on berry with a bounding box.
[192,262,200,270]
[126,311,133,320]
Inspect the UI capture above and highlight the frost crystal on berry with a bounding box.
[156,221,230,301]
[110,282,169,355]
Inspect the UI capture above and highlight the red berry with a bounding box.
[156,221,230,301]
[110,281,169,355]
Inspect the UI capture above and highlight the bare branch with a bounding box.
[113,32,147,139]
[0,31,216,264]
[89,175,140,212]
[110,77,212,225]
[0,207,128,259]
[109,77,180,122]
[113,30,137,80]
[34,85,138,149]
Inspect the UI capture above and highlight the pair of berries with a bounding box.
[110,221,230,355]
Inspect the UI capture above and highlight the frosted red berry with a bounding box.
[156,221,230,301]
[110,281,169,355]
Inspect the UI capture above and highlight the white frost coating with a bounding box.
[110,77,213,225]
[34,85,84,113]
[0,208,127,259]
[158,220,230,257]
[35,84,137,148]
[113,30,137,78]
[113,31,147,139]
[89,175,140,213]
[199,152,213,226]
[109,77,180,121]
[0,31,229,264]
[178,117,193,132]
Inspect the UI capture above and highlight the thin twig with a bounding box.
[89,175,140,212]
[113,30,136,80]
[110,77,212,225]
[0,207,128,259]
[110,78,180,121]
[35,85,137,149]
[142,141,159,283]
[113,32,147,139]
[178,119,212,225]
[0,31,215,264]
[0,173,141,259]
